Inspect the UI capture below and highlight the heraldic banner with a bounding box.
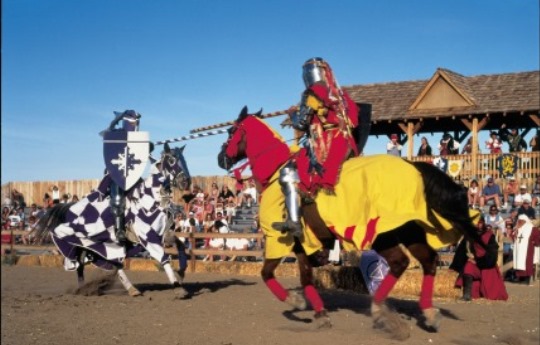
[497,154,519,178]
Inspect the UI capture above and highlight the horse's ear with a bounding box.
[179,145,186,153]
[255,108,263,117]
[164,142,171,153]
[238,105,247,118]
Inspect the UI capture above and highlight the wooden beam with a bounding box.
[530,114,540,127]
[461,118,473,131]
[477,117,489,130]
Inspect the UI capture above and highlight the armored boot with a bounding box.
[460,275,473,301]
[111,184,127,245]
[272,162,303,238]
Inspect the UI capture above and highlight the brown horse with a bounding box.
[218,106,481,334]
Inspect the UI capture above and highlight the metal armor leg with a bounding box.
[271,161,303,238]
[111,183,127,244]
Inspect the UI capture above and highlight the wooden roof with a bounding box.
[343,68,539,121]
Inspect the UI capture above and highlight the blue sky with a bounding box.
[2,0,539,184]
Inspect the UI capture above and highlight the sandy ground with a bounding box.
[1,265,539,345]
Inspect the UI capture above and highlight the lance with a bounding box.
[154,129,230,145]
[189,106,298,134]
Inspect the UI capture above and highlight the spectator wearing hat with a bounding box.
[185,211,200,233]
[503,176,519,209]
[517,198,536,220]
[514,185,532,208]
[386,134,402,157]
[499,124,527,152]
[480,178,502,209]
[485,132,503,154]
[438,133,460,156]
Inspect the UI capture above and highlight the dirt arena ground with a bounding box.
[1,265,539,345]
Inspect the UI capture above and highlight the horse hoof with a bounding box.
[423,307,442,331]
[174,287,188,299]
[177,269,186,283]
[284,291,307,310]
[128,287,142,297]
[372,303,410,341]
[314,310,332,329]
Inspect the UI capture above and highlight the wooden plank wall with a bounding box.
[1,176,239,206]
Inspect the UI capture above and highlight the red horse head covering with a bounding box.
[225,115,292,189]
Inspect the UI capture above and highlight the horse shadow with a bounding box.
[282,290,462,331]
[135,279,256,299]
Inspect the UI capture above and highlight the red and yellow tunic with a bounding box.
[295,83,359,195]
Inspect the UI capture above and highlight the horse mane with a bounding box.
[32,202,75,244]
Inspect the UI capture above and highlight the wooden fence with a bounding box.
[1,176,239,207]
[2,230,458,273]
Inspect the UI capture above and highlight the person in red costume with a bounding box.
[277,58,359,237]
[450,217,508,301]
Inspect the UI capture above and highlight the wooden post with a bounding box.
[406,122,414,160]
[471,118,479,178]
[189,232,196,273]
[10,228,14,258]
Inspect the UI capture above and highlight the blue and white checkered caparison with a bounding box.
[51,162,171,270]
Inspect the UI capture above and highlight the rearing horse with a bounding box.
[218,106,481,332]
[34,144,192,298]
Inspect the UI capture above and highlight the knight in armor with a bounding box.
[101,110,142,244]
[278,58,359,237]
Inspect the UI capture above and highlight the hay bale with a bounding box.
[39,255,63,268]
[313,265,460,298]
[391,269,460,298]
[128,258,160,271]
[17,255,39,266]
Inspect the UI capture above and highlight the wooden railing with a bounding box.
[409,151,540,186]
[0,230,266,273]
[2,230,459,273]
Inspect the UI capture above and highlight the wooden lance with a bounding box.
[188,106,298,134]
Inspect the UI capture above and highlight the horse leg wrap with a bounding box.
[304,285,324,313]
[265,278,288,301]
[163,263,179,285]
[373,273,398,305]
[419,275,434,310]
[117,269,141,296]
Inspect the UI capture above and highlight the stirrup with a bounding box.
[271,219,303,238]
[116,230,127,244]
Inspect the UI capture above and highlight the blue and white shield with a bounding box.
[103,131,150,190]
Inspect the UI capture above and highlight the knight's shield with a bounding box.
[103,131,150,190]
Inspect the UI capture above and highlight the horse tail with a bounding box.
[32,203,75,244]
[410,161,482,244]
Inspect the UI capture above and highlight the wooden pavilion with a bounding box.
[341,68,540,186]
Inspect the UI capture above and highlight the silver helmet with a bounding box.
[302,57,327,87]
